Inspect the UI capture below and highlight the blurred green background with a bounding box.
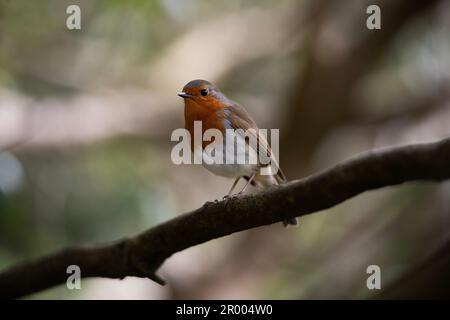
[0,0,450,299]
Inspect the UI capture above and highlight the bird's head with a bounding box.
[178,79,228,110]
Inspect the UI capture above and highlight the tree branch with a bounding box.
[1,138,450,299]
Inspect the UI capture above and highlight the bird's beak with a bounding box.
[177,92,193,99]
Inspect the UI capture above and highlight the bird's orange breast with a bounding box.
[184,99,226,149]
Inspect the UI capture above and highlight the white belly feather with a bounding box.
[194,134,259,178]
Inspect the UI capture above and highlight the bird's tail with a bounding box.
[249,172,298,227]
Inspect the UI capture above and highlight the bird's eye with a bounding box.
[200,89,208,96]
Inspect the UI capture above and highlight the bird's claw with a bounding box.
[204,194,240,209]
[203,200,214,207]
[203,199,220,207]
[223,193,240,201]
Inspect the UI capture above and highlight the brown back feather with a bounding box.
[221,102,287,183]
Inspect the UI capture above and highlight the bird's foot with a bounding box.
[203,199,219,208]
[223,193,240,201]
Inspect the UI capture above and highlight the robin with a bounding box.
[178,79,297,227]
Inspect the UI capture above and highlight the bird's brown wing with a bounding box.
[222,102,287,183]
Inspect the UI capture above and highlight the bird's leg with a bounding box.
[224,176,241,199]
[237,173,256,195]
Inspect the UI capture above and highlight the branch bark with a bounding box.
[1,138,450,299]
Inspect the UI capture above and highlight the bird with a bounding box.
[178,79,298,227]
